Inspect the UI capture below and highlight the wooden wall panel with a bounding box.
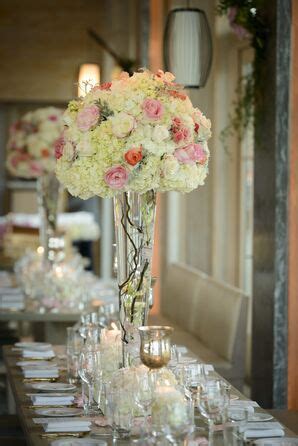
[0,0,135,102]
[287,0,298,410]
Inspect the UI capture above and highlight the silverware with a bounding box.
[40,432,86,438]
[23,378,58,382]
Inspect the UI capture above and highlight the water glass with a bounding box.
[134,371,155,434]
[66,327,84,384]
[226,407,249,443]
[184,363,207,391]
[170,344,181,364]
[78,348,102,416]
[197,379,229,438]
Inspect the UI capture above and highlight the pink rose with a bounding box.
[172,126,191,143]
[193,144,208,164]
[174,143,207,165]
[77,105,100,132]
[142,98,164,120]
[171,117,191,144]
[54,136,65,159]
[11,153,30,168]
[48,114,58,122]
[30,161,43,176]
[104,165,129,189]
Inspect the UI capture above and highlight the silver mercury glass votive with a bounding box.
[138,325,174,369]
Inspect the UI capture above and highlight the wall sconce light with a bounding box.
[164,8,212,88]
[78,63,100,97]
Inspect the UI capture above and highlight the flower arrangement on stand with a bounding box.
[7,107,64,178]
[56,69,211,365]
[6,107,64,260]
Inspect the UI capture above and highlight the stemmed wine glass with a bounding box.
[78,349,102,416]
[134,372,155,435]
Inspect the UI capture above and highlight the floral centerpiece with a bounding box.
[6,107,63,178]
[56,69,211,364]
[6,107,64,261]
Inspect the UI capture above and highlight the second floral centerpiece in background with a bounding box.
[6,107,64,261]
[56,69,211,365]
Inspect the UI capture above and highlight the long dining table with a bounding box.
[3,345,297,446]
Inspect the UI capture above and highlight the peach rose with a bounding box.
[124,146,143,166]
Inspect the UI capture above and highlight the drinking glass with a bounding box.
[184,363,207,393]
[66,326,84,384]
[170,344,181,366]
[78,348,102,416]
[106,385,134,440]
[225,407,249,444]
[134,372,155,434]
[197,379,229,441]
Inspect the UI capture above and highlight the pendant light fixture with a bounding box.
[164,6,212,88]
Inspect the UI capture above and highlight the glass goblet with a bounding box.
[78,349,102,416]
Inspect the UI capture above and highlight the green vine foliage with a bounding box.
[217,0,267,150]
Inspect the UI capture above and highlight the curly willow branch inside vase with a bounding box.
[114,190,156,347]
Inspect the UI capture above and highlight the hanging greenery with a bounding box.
[216,0,267,150]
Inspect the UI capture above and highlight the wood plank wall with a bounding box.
[287,0,298,410]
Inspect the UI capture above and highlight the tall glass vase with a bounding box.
[36,173,60,262]
[113,190,156,366]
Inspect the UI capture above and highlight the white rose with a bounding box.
[77,134,95,157]
[63,141,75,161]
[26,134,45,157]
[152,125,169,143]
[162,155,179,178]
[110,112,135,137]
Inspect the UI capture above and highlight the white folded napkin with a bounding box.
[0,287,22,294]
[0,272,13,287]
[22,349,55,359]
[242,422,284,439]
[28,393,75,406]
[230,400,259,414]
[0,301,24,310]
[16,342,52,349]
[17,360,57,367]
[42,419,91,433]
[23,368,59,379]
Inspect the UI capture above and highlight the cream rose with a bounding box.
[111,112,135,138]
[152,125,170,143]
[162,155,179,177]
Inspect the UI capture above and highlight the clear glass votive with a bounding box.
[106,386,134,440]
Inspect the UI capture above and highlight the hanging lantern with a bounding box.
[164,8,212,88]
